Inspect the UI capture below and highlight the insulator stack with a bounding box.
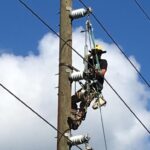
[69,71,84,81]
[70,7,92,19]
[69,134,90,145]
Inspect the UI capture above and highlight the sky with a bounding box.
[0,0,150,150]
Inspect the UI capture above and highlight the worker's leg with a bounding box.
[71,95,80,110]
[68,89,85,130]
[71,88,85,110]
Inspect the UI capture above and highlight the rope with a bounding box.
[98,97,108,150]
[85,20,107,150]
[84,20,89,72]
[89,23,101,71]
[90,27,95,48]
[75,81,77,94]
[88,31,92,50]
[86,17,93,50]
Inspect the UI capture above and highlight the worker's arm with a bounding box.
[98,59,108,77]
[100,69,107,76]
[95,69,107,77]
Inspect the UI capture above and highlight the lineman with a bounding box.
[68,44,108,130]
[88,44,107,109]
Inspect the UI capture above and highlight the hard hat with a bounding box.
[93,44,106,54]
[95,44,103,50]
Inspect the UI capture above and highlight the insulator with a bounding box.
[69,72,84,81]
[69,135,90,145]
[70,7,92,19]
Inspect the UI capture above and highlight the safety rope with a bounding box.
[86,16,93,50]
[98,94,108,150]
[86,18,108,150]
[74,81,77,95]
[84,19,89,73]
[88,21,101,71]
[89,27,95,47]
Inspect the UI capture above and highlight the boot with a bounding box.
[92,95,106,109]
[67,110,85,130]
[67,116,82,130]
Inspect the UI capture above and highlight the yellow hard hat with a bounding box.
[94,44,106,53]
[95,44,103,50]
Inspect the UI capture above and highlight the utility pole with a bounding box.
[57,0,72,150]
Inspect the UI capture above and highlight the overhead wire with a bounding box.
[18,0,85,64]
[78,0,150,89]
[105,80,150,134]
[134,0,150,22]
[98,103,108,150]
[0,83,83,150]
[18,0,150,137]
[98,91,108,149]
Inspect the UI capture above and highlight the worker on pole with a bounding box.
[68,44,108,130]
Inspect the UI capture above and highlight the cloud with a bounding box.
[0,33,59,150]
[0,28,150,150]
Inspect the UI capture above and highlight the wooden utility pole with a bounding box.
[57,0,72,150]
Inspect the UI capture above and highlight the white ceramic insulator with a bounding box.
[69,135,90,145]
[70,72,84,81]
[70,8,92,19]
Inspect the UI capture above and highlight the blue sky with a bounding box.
[0,0,150,149]
[0,0,150,82]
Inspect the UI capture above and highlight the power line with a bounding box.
[78,0,150,89]
[105,80,150,135]
[18,0,150,136]
[98,102,108,150]
[0,83,83,150]
[134,0,150,22]
[18,0,85,63]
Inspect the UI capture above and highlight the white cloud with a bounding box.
[0,28,150,150]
